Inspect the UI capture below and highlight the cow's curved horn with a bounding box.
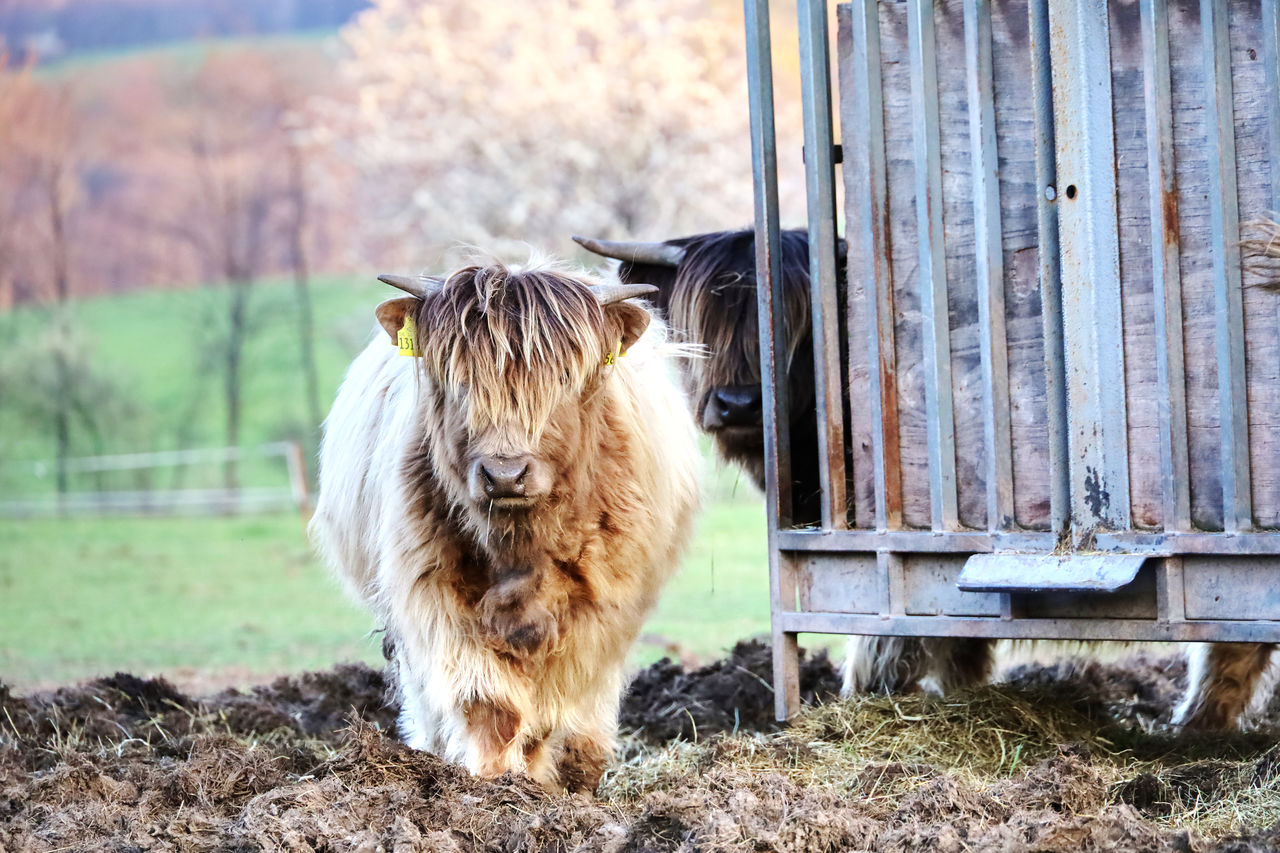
[591,283,659,305]
[377,273,443,298]
[572,235,686,267]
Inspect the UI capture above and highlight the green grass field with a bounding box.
[0,275,379,494]
[0,277,776,691]
[0,485,770,692]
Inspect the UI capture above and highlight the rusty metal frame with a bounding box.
[746,0,1280,720]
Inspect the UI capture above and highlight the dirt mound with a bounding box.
[620,639,841,742]
[1001,653,1187,730]
[4,647,1280,851]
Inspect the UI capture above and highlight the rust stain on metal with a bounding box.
[1161,186,1181,247]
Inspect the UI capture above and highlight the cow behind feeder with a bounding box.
[574,228,841,526]
[309,259,701,792]
[577,228,1276,732]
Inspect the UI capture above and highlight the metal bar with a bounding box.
[1202,0,1253,532]
[746,0,792,529]
[1092,531,1280,554]
[798,0,848,530]
[1049,0,1130,532]
[1267,0,1280,531]
[1029,0,1070,536]
[964,0,1014,530]
[1268,0,1280,215]
[774,527,1280,555]
[778,611,1280,644]
[849,0,904,531]
[29,442,297,475]
[745,0,799,722]
[777,528,1055,553]
[908,0,959,531]
[1140,0,1191,532]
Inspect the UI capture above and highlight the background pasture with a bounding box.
[0,0,811,692]
[0,277,772,691]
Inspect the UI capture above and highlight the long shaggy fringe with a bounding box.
[416,260,612,439]
[668,230,812,395]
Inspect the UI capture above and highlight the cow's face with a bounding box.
[575,230,820,487]
[376,263,653,526]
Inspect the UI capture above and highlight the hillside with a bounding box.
[1,0,369,63]
[0,275,375,493]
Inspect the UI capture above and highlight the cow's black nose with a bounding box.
[479,456,532,499]
[703,385,763,430]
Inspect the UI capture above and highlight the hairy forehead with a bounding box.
[417,264,611,432]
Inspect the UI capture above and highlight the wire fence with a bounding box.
[0,442,310,518]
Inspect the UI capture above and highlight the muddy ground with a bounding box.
[3,641,1279,852]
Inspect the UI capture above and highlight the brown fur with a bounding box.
[1175,643,1277,731]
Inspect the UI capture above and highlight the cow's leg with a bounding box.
[842,635,993,696]
[392,650,449,754]
[554,730,613,794]
[1174,642,1277,731]
[461,697,526,777]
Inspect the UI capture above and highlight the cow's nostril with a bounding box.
[477,456,539,500]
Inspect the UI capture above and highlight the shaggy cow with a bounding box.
[310,259,701,792]
[573,229,835,526]
[576,229,1271,731]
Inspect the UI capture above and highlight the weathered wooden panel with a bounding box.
[795,552,882,612]
[989,0,1053,531]
[903,555,1004,616]
[1184,556,1280,619]
[880,0,934,530]
[1011,564,1159,619]
[1109,0,1162,530]
[838,0,1277,534]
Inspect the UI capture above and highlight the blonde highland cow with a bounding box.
[310,259,700,792]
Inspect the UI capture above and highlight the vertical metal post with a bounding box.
[965,0,1014,531]
[745,0,800,721]
[1267,0,1280,215]
[1029,0,1069,536]
[849,0,903,531]
[1202,0,1252,532]
[1049,0,1131,532]
[798,0,849,531]
[1140,0,1191,533]
[1266,0,1280,521]
[908,0,960,531]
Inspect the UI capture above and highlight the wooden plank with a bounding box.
[836,0,1275,536]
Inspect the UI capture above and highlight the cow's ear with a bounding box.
[375,297,422,345]
[605,301,651,355]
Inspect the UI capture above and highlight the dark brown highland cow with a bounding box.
[575,228,843,527]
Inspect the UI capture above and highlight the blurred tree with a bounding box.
[328,0,766,268]
[111,50,344,488]
[0,59,89,502]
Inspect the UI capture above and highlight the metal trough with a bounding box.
[745,0,1280,719]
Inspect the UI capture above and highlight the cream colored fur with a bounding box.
[310,272,700,791]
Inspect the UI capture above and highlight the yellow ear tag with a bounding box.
[397,314,421,356]
[603,343,621,366]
